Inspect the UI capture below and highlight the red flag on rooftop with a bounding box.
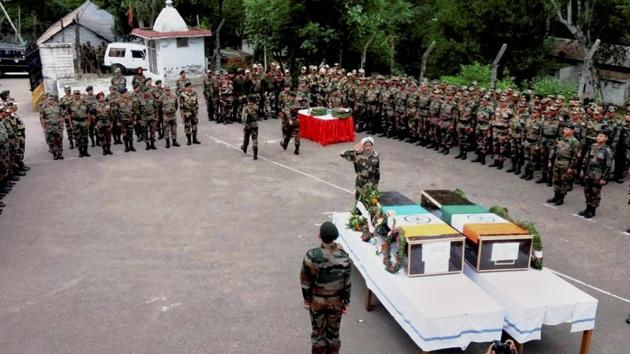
[127,4,134,28]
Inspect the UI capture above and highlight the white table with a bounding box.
[333,212,506,353]
[464,265,598,353]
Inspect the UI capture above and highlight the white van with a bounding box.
[103,42,148,73]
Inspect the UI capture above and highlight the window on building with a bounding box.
[148,40,158,74]
[176,38,189,48]
[108,48,125,57]
[131,50,145,59]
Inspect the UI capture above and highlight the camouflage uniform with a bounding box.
[107,89,122,144]
[404,88,420,143]
[280,93,301,154]
[472,102,494,164]
[394,87,408,139]
[454,98,476,159]
[550,135,580,199]
[427,95,442,149]
[301,242,352,354]
[68,95,91,157]
[537,114,561,185]
[111,75,127,93]
[416,89,431,145]
[507,108,527,174]
[59,93,75,149]
[180,89,200,144]
[83,93,98,146]
[153,85,165,139]
[240,99,259,159]
[438,98,458,154]
[521,112,543,180]
[490,104,512,168]
[40,100,64,159]
[380,87,395,136]
[140,90,157,149]
[117,94,136,152]
[203,74,216,121]
[365,86,380,133]
[340,149,380,200]
[581,142,613,215]
[161,91,179,147]
[0,116,9,183]
[95,99,113,154]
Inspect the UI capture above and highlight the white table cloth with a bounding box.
[333,212,506,351]
[464,265,598,343]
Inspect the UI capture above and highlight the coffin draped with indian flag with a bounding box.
[378,192,465,277]
[420,190,533,272]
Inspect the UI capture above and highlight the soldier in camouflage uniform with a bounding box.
[131,85,144,142]
[240,94,259,160]
[546,124,580,205]
[611,104,629,183]
[68,90,91,157]
[454,90,476,160]
[154,80,165,139]
[175,70,188,99]
[3,98,27,173]
[94,92,114,155]
[39,95,64,160]
[131,67,146,91]
[161,87,180,148]
[394,82,408,140]
[506,99,528,175]
[489,95,512,169]
[0,104,10,212]
[111,68,127,92]
[579,131,613,218]
[536,106,561,186]
[59,86,75,149]
[117,88,136,153]
[83,86,98,147]
[404,85,420,143]
[341,137,380,200]
[281,91,304,155]
[416,84,431,146]
[365,81,381,134]
[107,85,123,145]
[203,71,216,121]
[520,107,543,180]
[180,82,201,145]
[471,95,494,165]
[438,89,458,155]
[140,86,158,150]
[301,221,352,354]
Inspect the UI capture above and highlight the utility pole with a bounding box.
[214,18,225,70]
[0,1,25,44]
[491,43,507,90]
[419,41,436,82]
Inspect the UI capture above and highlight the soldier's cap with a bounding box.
[86,86,93,92]
[64,85,71,92]
[184,81,192,87]
[319,221,339,243]
[562,122,575,130]
[118,87,127,94]
[96,92,105,99]
[247,94,257,102]
[73,90,81,95]
[361,136,374,146]
[155,80,162,85]
[358,68,365,73]
[598,128,611,138]
[245,69,251,74]
[180,70,186,75]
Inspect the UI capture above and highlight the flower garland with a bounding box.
[381,227,408,273]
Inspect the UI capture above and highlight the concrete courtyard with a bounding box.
[0,78,628,353]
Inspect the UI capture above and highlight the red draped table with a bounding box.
[298,109,356,146]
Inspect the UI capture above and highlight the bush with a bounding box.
[439,62,515,90]
[529,76,576,98]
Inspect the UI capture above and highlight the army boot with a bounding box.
[554,193,565,206]
[578,206,590,216]
[193,134,201,144]
[90,135,96,147]
[172,139,180,147]
[471,152,482,163]
[488,159,499,167]
[124,140,130,153]
[150,139,157,150]
[547,191,560,204]
[536,172,548,184]
[83,147,91,157]
[280,139,288,151]
[524,170,534,180]
[460,151,467,161]
[506,159,516,173]
[442,147,450,155]
[102,145,108,156]
[583,206,596,219]
[145,141,151,150]
[514,162,522,175]
[253,146,258,160]
[241,143,248,154]
[186,134,192,146]
[129,140,136,152]
[165,138,171,149]
[454,150,465,159]
[546,178,553,187]
[78,146,84,158]
[496,160,504,170]
[69,139,75,150]
[294,143,300,155]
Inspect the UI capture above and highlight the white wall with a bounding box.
[40,43,76,96]
[156,37,206,86]
[557,64,629,105]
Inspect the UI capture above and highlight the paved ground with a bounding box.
[0,78,628,354]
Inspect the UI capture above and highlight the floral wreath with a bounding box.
[381,220,408,273]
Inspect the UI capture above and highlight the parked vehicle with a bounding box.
[0,43,28,76]
[103,42,148,73]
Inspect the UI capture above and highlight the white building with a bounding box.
[131,0,212,86]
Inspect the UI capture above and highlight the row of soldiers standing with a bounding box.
[0,91,30,216]
[80,41,107,74]
[39,68,201,160]
[294,66,628,218]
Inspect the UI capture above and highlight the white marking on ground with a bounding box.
[161,303,181,312]
[145,296,166,304]
[208,134,630,306]
[542,203,557,209]
[549,268,630,304]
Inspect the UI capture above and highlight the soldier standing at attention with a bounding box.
[180,82,201,145]
[39,95,64,160]
[546,124,580,206]
[140,86,158,150]
[131,67,146,90]
[117,88,136,153]
[240,94,259,160]
[341,137,380,200]
[83,86,98,147]
[579,131,613,218]
[59,86,75,150]
[154,80,165,139]
[107,85,123,145]
[161,86,180,148]
[203,71,215,121]
[176,70,188,99]
[69,90,91,157]
[300,221,352,354]
[94,92,114,155]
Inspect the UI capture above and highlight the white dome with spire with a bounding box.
[152,0,188,32]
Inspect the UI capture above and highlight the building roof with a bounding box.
[131,28,212,40]
[37,0,114,46]
[153,0,188,32]
[551,37,630,70]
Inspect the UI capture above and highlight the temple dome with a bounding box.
[152,0,188,32]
